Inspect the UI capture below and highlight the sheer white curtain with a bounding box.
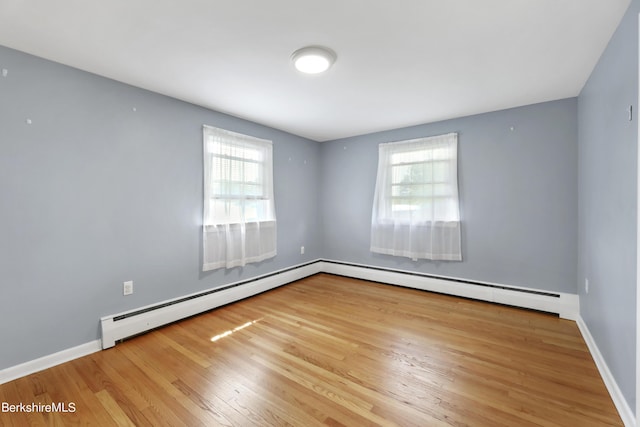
[370,132,461,261]
[202,126,277,271]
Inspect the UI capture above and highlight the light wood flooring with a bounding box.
[0,273,623,426]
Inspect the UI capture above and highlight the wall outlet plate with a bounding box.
[123,281,133,296]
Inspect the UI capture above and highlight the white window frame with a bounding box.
[371,132,462,261]
[202,125,277,271]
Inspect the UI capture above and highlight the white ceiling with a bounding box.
[0,0,631,141]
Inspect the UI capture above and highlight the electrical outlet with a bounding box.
[123,280,133,296]
[585,278,589,294]
[300,246,305,255]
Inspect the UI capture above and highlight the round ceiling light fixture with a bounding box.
[291,46,336,74]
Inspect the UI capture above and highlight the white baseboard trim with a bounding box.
[0,340,102,385]
[577,316,635,427]
[320,260,580,320]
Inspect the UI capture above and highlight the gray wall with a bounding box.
[577,0,638,411]
[321,99,578,293]
[0,45,322,370]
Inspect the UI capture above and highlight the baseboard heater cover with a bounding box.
[101,259,579,349]
[319,260,579,321]
[100,261,322,349]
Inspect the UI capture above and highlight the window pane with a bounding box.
[210,153,265,198]
[204,126,274,225]
[433,184,451,197]
[244,199,259,221]
[380,136,459,222]
[391,198,417,216]
[209,199,242,224]
[244,183,263,197]
[432,161,448,182]
[391,184,434,197]
[391,185,407,197]
[244,161,260,183]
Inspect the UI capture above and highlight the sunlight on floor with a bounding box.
[211,319,261,342]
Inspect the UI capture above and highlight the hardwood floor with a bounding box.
[0,273,623,426]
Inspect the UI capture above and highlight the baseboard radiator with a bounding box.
[101,260,579,349]
[100,262,322,349]
[320,260,579,321]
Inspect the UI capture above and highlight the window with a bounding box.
[202,125,276,271]
[370,132,461,261]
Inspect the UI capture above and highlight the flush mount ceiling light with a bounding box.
[291,46,336,74]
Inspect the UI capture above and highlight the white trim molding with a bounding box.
[0,340,101,385]
[577,316,635,427]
